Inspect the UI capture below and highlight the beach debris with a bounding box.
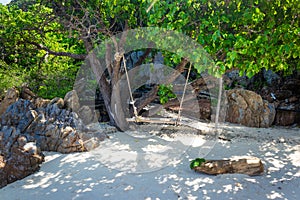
[191,156,264,176]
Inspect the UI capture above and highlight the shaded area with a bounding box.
[0,125,299,199]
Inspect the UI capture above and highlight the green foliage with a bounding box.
[157,84,176,104]
[190,158,206,169]
[147,0,300,77]
[0,60,26,97]
[0,3,83,99]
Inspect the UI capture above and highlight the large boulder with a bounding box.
[225,89,276,128]
[0,126,44,188]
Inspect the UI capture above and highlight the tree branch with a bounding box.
[133,48,152,67]
[27,41,87,60]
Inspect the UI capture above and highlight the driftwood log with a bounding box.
[193,157,264,176]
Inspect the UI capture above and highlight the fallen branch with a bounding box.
[192,157,264,176]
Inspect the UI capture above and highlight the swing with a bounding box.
[122,55,223,130]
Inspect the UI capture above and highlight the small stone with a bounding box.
[33,98,50,108]
[20,86,36,100]
[279,137,285,143]
[17,136,27,147]
[50,97,64,109]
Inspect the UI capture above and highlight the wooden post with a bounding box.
[193,157,264,176]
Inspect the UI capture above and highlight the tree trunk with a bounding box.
[83,34,130,130]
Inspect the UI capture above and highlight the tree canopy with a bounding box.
[0,0,299,127]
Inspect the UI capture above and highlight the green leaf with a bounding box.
[190,158,206,169]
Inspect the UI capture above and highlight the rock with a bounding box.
[224,70,250,89]
[0,126,44,188]
[275,103,300,126]
[281,79,300,94]
[64,90,80,112]
[78,123,115,151]
[33,97,50,108]
[31,103,86,153]
[1,98,111,154]
[225,89,275,127]
[0,88,19,116]
[0,99,35,128]
[50,97,64,109]
[263,69,281,86]
[0,92,115,188]
[198,99,211,120]
[0,156,7,188]
[261,100,276,128]
[20,86,36,100]
[275,110,298,126]
[78,105,97,125]
[274,90,293,101]
[154,52,164,64]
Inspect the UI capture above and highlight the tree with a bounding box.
[0,3,85,98]
[1,0,299,130]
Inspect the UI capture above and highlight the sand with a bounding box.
[0,122,299,200]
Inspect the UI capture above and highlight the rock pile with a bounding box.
[0,87,116,188]
[224,69,300,126]
[0,126,44,188]
[260,78,300,126]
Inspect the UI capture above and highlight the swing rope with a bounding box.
[176,62,192,124]
[122,55,139,119]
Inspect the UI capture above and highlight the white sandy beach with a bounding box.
[0,123,299,200]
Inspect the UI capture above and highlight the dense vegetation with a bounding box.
[0,0,299,127]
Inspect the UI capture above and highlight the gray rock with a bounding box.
[1,96,110,153]
[78,105,96,125]
[263,69,281,86]
[64,90,80,112]
[0,126,44,189]
[154,52,164,64]
[0,92,116,188]
[224,70,249,88]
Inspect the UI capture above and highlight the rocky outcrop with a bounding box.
[259,77,300,126]
[0,88,116,188]
[1,99,112,153]
[225,89,276,128]
[0,126,44,188]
